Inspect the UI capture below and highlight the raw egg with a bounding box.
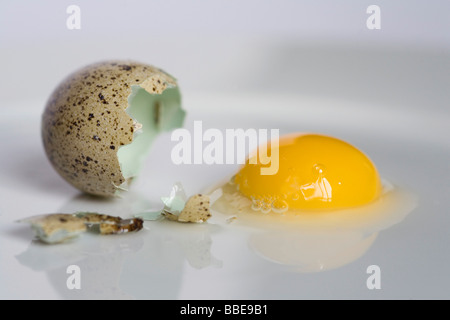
[234,133,382,213]
[42,61,185,197]
[209,132,417,272]
[210,132,416,227]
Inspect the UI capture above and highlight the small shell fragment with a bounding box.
[18,212,143,244]
[164,194,212,223]
[161,182,187,214]
[76,212,144,234]
[137,183,213,223]
[18,214,87,244]
[162,209,181,222]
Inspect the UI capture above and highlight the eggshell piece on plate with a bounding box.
[19,214,87,244]
[177,194,212,223]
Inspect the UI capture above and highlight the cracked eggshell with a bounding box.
[42,60,184,197]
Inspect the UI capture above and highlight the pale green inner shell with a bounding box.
[117,85,185,181]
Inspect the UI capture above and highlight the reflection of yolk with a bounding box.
[234,133,382,212]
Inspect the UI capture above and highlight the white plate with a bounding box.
[0,90,449,300]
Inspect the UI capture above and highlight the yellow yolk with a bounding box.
[234,133,382,212]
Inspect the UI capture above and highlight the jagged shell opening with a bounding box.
[117,85,185,182]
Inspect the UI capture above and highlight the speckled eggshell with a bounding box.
[42,61,178,197]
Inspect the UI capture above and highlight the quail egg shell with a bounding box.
[42,60,186,196]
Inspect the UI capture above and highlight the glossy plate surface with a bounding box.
[1,87,449,299]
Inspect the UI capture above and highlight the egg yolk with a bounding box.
[234,133,382,212]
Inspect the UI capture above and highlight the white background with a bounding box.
[0,0,449,300]
[1,0,449,107]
